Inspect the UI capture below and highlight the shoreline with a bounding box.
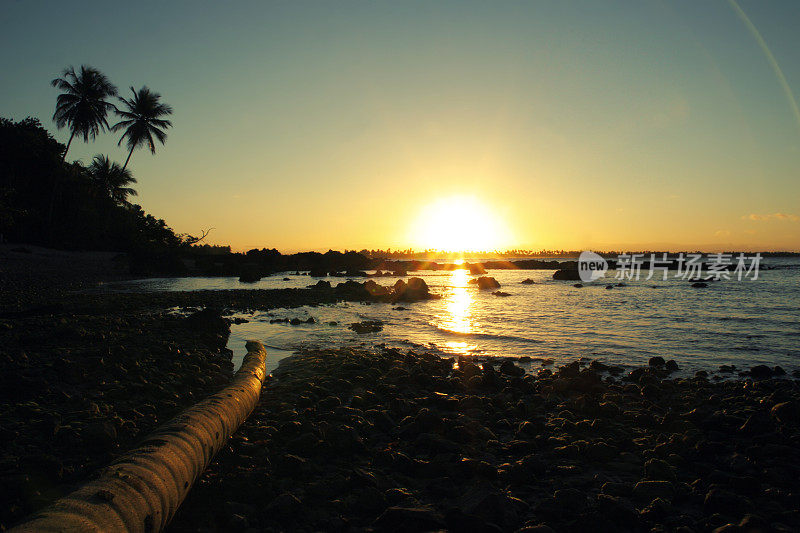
[2,252,799,531]
[170,345,800,532]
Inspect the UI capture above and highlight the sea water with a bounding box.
[109,258,800,376]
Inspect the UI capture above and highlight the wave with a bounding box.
[431,325,544,344]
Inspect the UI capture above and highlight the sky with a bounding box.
[2,0,799,252]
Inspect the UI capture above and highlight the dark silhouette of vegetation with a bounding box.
[0,116,194,253]
[112,86,173,170]
[87,155,137,204]
[48,66,119,229]
[51,65,118,161]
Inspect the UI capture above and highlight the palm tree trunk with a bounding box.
[48,131,76,240]
[61,131,75,162]
[122,147,134,171]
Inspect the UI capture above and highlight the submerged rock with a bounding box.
[349,320,384,334]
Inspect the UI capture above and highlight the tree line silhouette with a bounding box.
[0,65,203,253]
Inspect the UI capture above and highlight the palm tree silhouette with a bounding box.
[51,65,118,161]
[88,155,138,204]
[112,87,173,170]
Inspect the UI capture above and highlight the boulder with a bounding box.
[500,359,525,376]
[468,263,487,275]
[392,277,433,302]
[364,280,389,297]
[749,365,773,379]
[475,276,501,289]
[238,264,262,283]
[520,278,535,284]
[553,269,580,281]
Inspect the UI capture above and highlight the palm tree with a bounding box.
[112,86,173,170]
[51,65,118,161]
[87,155,138,204]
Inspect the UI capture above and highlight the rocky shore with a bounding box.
[0,307,233,529]
[171,348,800,533]
[4,250,799,532]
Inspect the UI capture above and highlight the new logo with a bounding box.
[578,251,608,282]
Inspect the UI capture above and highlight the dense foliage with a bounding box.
[0,116,187,251]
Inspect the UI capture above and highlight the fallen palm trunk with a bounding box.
[11,341,268,533]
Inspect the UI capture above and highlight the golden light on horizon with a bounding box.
[409,195,513,252]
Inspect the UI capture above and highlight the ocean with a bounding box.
[108,257,800,376]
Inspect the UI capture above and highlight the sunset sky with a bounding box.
[2,1,799,252]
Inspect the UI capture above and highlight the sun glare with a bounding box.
[410,195,513,251]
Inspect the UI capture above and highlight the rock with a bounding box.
[553,269,580,281]
[364,280,389,297]
[516,525,557,533]
[372,506,445,532]
[499,360,525,376]
[492,291,511,297]
[85,420,118,450]
[770,401,800,426]
[392,277,433,302]
[691,282,708,288]
[596,494,638,524]
[738,514,769,532]
[704,488,753,515]
[633,480,674,502]
[263,492,302,516]
[520,279,535,285]
[553,488,587,512]
[665,359,679,371]
[475,277,501,289]
[573,283,583,288]
[738,412,772,434]
[183,308,230,347]
[601,482,631,497]
[444,509,502,533]
[238,264,262,283]
[644,458,676,481]
[335,280,370,298]
[468,263,487,275]
[749,365,773,379]
[310,280,332,290]
[648,356,666,367]
[349,321,383,334]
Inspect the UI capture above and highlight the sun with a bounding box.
[409,195,513,251]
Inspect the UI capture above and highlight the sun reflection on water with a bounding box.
[439,269,479,356]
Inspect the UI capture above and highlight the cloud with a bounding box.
[715,230,731,237]
[742,212,799,222]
